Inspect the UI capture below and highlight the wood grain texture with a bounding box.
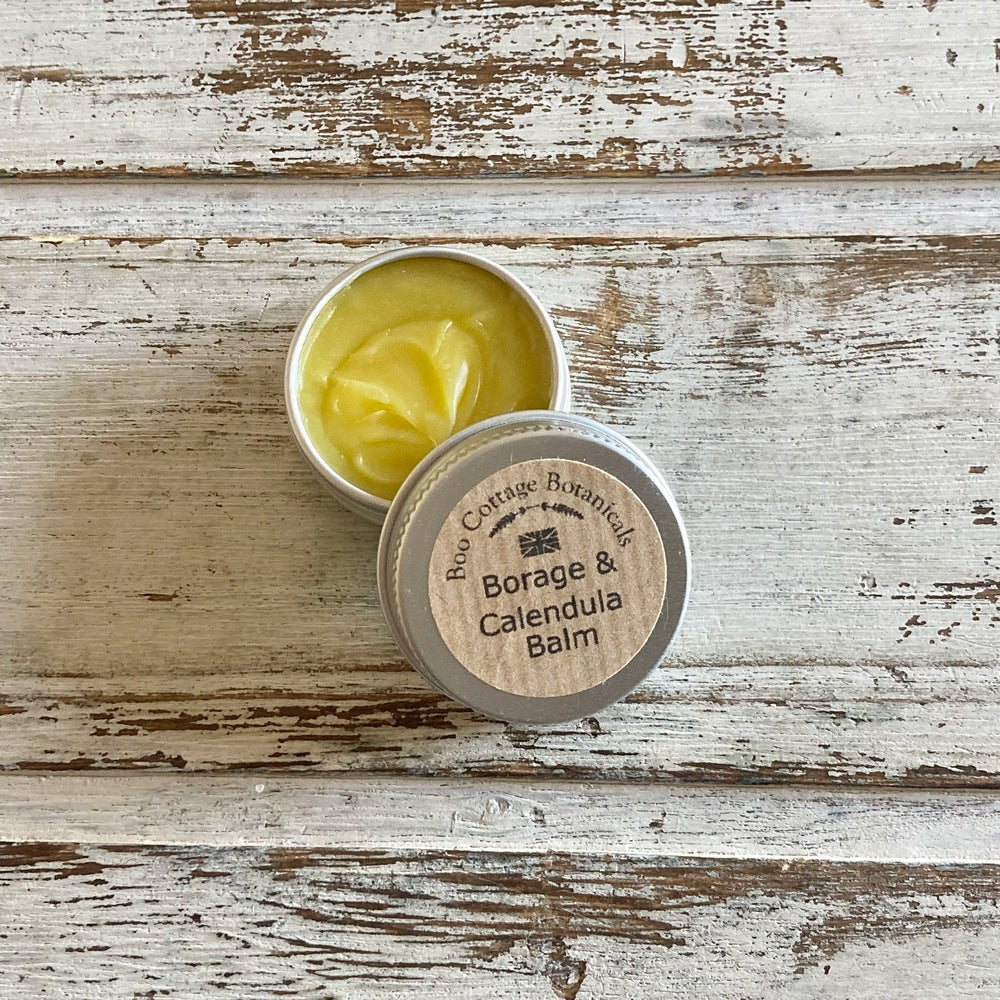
[5,0,999,988]
[3,0,999,177]
[2,838,1000,998]
[6,176,1000,240]
[4,773,1000,862]
[2,180,997,782]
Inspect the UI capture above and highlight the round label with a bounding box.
[427,458,667,699]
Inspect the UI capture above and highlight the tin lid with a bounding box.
[377,411,689,724]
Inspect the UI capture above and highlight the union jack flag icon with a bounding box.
[519,527,561,558]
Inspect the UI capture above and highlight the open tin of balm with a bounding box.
[286,248,689,723]
[377,412,689,724]
[285,247,571,522]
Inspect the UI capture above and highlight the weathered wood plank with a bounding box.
[2,839,999,998]
[1,184,997,781]
[3,0,999,177]
[2,665,1000,785]
[3,773,1000,863]
[5,176,1000,241]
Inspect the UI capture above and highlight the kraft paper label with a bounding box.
[428,458,667,698]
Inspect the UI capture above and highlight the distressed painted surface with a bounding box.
[3,0,999,177]
[6,177,1000,241]
[1,839,999,998]
[4,0,999,988]
[1,183,997,781]
[3,774,1000,863]
[5,668,1000,783]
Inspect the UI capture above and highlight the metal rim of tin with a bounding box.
[284,246,572,523]
[377,410,690,725]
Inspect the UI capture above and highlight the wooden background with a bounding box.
[2,1,999,996]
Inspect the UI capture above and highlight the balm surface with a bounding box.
[297,257,553,500]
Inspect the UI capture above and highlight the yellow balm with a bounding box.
[296,257,554,501]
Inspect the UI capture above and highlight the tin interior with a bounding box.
[284,247,571,523]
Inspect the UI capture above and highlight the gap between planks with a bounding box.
[1,175,999,241]
[2,772,999,864]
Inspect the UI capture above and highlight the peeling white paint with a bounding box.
[1,0,997,175]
